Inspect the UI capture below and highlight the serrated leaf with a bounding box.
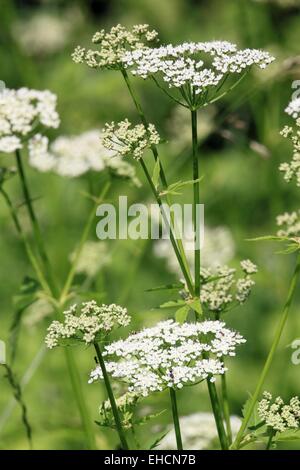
[152,159,161,190]
[242,394,260,430]
[175,305,190,323]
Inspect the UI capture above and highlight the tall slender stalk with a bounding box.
[221,372,232,445]
[191,109,200,297]
[232,252,300,449]
[169,388,183,450]
[121,69,193,287]
[207,379,229,450]
[94,342,129,450]
[139,158,194,295]
[15,149,58,297]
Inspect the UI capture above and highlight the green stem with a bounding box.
[232,252,300,449]
[207,379,229,450]
[94,343,129,450]
[221,372,232,445]
[15,149,59,297]
[265,430,275,450]
[121,69,193,287]
[139,158,194,295]
[169,388,183,450]
[191,109,200,297]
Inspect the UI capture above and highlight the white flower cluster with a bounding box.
[276,210,300,238]
[200,260,257,313]
[72,24,158,70]
[101,119,160,160]
[89,319,245,396]
[158,412,241,450]
[279,100,300,186]
[45,301,130,349]
[0,87,60,153]
[123,41,274,99]
[28,130,140,185]
[285,97,300,119]
[258,392,300,433]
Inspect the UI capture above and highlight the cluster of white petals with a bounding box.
[258,392,300,433]
[72,24,158,70]
[0,87,59,153]
[276,210,300,238]
[45,301,130,349]
[28,130,140,185]
[123,41,274,99]
[89,319,245,396]
[200,260,257,313]
[279,100,300,186]
[101,119,160,160]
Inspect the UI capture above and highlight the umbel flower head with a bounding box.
[28,129,140,185]
[45,301,130,349]
[101,119,160,160]
[122,41,274,108]
[72,24,158,70]
[280,98,300,186]
[200,260,257,314]
[0,87,60,153]
[89,319,245,396]
[258,391,300,433]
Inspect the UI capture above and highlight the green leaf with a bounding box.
[145,282,184,292]
[242,394,261,430]
[175,305,190,323]
[248,235,291,243]
[152,158,161,190]
[134,409,166,426]
[161,177,203,196]
[159,300,186,309]
[188,298,203,315]
[148,431,169,450]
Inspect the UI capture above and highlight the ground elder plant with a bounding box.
[2,18,300,451]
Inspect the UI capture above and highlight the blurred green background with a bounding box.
[1,0,300,450]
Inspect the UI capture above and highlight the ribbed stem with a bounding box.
[169,388,183,450]
[94,343,129,449]
[232,252,300,449]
